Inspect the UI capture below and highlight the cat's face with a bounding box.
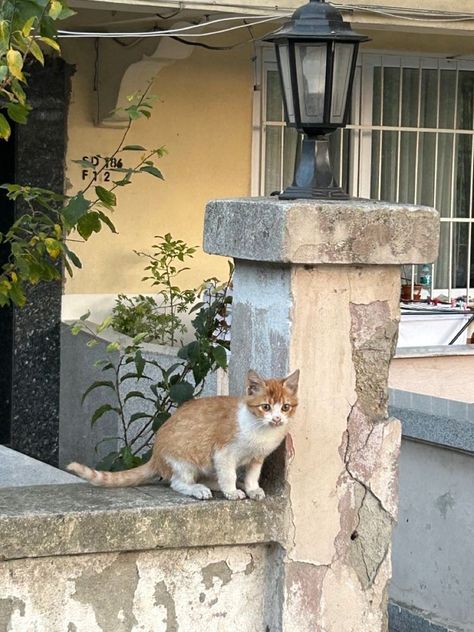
[245,369,299,428]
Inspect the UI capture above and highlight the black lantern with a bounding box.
[265,0,369,199]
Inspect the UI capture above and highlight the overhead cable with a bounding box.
[57,13,289,38]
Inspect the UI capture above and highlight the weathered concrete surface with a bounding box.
[391,440,474,632]
[0,483,286,562]
[0,544,277,632]
[205,197,440,265]
[280,265,402,632]
[204,197,439,631]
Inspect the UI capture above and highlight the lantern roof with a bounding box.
[265,0,370,43]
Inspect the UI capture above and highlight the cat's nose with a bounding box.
[272,416,282,425]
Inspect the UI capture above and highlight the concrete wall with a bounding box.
[1,544,278,632]
[389,390,474,632]
[0,482,286,632]
[391,439,474,632]
[390,351,474,404]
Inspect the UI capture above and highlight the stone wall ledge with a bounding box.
[204,197,439,265]
[0,483,286,562]
[389,405,474,454]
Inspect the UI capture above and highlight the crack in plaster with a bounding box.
[332,299,399,591]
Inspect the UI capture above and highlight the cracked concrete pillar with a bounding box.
[204,198,439,632]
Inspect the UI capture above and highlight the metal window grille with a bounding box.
[255,49,474,301]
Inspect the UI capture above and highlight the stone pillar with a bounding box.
[7,58,72,465]
[204,198,439,632]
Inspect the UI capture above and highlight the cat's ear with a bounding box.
[246,369,265,395]
[283,369,300,395]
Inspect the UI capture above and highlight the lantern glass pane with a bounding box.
[295,43,327,124]
[277,44,295,124]
[331,43,355,123]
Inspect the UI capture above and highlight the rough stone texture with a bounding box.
[9,58,73,465]
[205,197,440,265]
[275,264,402,632]
[203,196,427,632]
[0,483,286,561]
[0,544,276,632]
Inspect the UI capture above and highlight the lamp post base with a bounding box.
[279,184,349,200]
[279,135,349,200]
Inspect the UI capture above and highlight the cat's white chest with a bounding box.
[231,403,286,464]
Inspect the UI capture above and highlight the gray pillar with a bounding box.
[204,197,439,632]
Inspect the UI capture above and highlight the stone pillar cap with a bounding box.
[204,197,439,265]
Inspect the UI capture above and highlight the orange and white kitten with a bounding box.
[67,369,299,501]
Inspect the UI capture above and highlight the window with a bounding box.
[255,49,474,299]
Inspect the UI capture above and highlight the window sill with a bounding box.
[0,483,286,562]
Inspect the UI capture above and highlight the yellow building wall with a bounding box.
[61,9,474,301]
[62,38,254,295]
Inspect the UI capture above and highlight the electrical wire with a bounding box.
[334,3,474,22]
[57,13,289,38]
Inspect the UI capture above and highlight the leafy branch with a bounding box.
[73,262,233,471]
[0,1,166,308]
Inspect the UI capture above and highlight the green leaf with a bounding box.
[82,380,115,404]
[106,341,121,352]
[57,4,76,20]
[6,102,30,124]
[63,193,90,229]
[48,0,63,19]
[212,345,228,369]
[96,211,117,234]
[39,36,60,51]
[124,390,147,402]
[0,113,11,140]
[10,78,26,104]
[178,341,200,361]
[152,411,171,432]
[86,339,99,348]
[91,403,118,426]
[29,40,45,65]
[122,145,146,151]
[63,244,82,269]
[140,165,164,179]
[135,349,145,378]
[95,186,116,207]
[77,211,101,240]
[79,310,91,321]
[21,16,36,37]
[169,381,194,405]
[96,314,113,332]
[129,412,152,423]
[6,49,23,80]
[0,21,10,52]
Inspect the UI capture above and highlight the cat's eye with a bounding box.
[261,403,271,412]
[281,404,291,412]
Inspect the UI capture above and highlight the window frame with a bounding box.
[253,46,474,299]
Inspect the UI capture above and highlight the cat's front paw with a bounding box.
[246,487,265,501]
[223,489,246,500]
[190,484,213,500]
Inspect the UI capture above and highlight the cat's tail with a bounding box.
[66,460,158,487]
